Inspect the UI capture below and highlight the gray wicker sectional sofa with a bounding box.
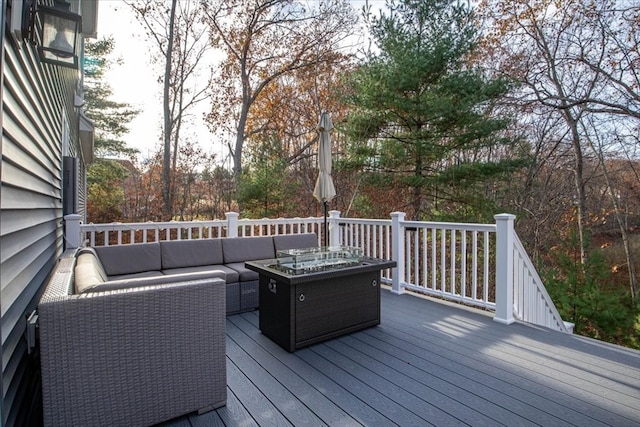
[39,250,227,427]
[38,233,318,426]
[74,233,319,314]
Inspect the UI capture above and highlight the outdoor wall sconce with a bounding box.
[36,0,82,68]
[15,0,82,68]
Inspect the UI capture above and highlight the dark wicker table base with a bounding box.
[251,260,394,352]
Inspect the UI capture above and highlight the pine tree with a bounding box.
[83,37,140,222]
[543,231,639,348]
[345,0,523,220]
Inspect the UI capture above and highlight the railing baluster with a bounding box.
[461,230,467,300]
[422,228,427,292]
[450,229,455,296]
[431,228,436,291]
[472,231,478,301]
[484,231,490,303]
[405,230,411,285]
[440,229,446,294]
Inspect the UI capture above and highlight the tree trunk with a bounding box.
[232,99,250,190]
[567,116,589,267]
[233,115,246,178]
[162,0,178,220]
[593,145,638,305]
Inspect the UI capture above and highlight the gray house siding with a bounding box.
[1,2,91,424]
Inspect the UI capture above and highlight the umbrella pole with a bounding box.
[323,201,328,247]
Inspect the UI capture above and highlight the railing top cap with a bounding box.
[494,213,516,220]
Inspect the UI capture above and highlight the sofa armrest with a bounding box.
[39,276,227,427]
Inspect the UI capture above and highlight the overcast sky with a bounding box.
[97,2,160,156]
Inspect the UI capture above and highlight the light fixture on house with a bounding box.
[35,0,82,68]
[14,0,83,68]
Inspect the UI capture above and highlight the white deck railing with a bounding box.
[74,214,325,246]
[394,217,496,310]
[513,233,573,332]
[65,211,570,333]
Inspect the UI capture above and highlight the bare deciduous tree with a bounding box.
[481,0,639,270]
[201,0,357,180]
[127,0,212,219]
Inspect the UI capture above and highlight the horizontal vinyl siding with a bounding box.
[1,222,60,318]
[0,163,60,204]
[1,24,80,427]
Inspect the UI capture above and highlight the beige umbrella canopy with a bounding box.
[313,111,336,246]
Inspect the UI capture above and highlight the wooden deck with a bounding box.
[162,288,640,427]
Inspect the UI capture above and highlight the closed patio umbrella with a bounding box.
[313,110,336,246]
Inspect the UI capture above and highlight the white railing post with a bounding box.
[64,214,83,249]
[328,210,341,247]
[391,212,406,295]
[225,212,239,238]
[494,213,516,325]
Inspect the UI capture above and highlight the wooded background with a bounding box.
[83,0,639,348]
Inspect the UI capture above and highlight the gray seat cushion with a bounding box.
[162,265,237,283]
[160,239,224,269]
[225,262,259,282]
[222,236,275,263]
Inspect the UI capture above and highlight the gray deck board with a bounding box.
[356,328,602,427]
[297,345,427,426]
[381,292,639,426]
[165,289,640,427]
[226,357,294,427]
[336,333,545,427]
[226,318,361,426]
[314,339,474,426]
[230,314,390,426]
[365,302,562,426]
[227,337,324,426]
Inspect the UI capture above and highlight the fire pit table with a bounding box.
[245,247,396,352]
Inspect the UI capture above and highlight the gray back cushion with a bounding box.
[272,233,318,253]
[222,236,275,263]
[160,239,223,269]
[94,243,161,276]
